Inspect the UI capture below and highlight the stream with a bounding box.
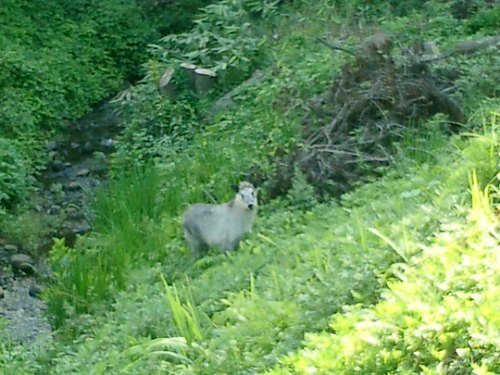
[0,101,122,344]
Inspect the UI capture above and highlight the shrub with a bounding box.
[149,0,273,89]
[0,137,33,210]
[111,85,200,171]
[273,188,499,374]
[269,132,500,375]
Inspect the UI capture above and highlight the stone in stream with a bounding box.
[9,254,37,275]
[0,286,4,299]
[76,168,90,177]
[51,159,66,172]
[72,222,91,235]
[100,138,115,149]
[66,181,81,191]
[66,208,84,221]
[47,205,62,215]
[3,244,19,252]
[46,140,58,152]
[82,141,93,153]
[70,142,81,151]
[29,285,43,298]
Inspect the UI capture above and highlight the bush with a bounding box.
[270,133,500,375]
[111,84,200,170]
[0,0,161,134]
[149,0,274,89]
[274,193,499,374]
[0,0,214,215]
[0,137,33,210]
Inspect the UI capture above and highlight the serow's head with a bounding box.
[237,181,258,210]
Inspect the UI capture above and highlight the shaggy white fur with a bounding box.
[182,182,258,257]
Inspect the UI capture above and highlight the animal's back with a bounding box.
[183,203,211,234]
[183,203,255,250]
[183,203,225,247]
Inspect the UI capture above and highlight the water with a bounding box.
[0,101,123,344]
[38,101,122,248]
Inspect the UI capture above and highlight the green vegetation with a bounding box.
[150,1,270,88]
[0,137,33,211]
[0,0,209,214]
[280,208,498,372]
[270,136,500,375]
[1,0,499,374]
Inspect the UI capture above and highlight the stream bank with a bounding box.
[0,102,122,344]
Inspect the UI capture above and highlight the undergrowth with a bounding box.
[5,115,499,374]
[1,1,499,374]
[270,176,499,374]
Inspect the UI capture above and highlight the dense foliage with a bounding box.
[272,144,500,375]
[0,137,33,211]
[1,0,499,374]
[0,0,209,212]
[1,0,152,134]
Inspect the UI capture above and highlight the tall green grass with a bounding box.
[46,167,175,327]
[92,167,166,232]
[162,275,208,345]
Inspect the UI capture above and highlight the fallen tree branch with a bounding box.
[315,38,357,56]
[419,35,500,63]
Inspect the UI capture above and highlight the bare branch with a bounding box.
[315,38,356,57]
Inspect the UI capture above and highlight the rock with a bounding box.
[82,141,93,153]
[3,244,19,252]
[76,168,90,177]
[9,254,37,275]
[100,138,115,149]
[29,285,43,298]
[46,141,58,152]
[51,159,66,172]
[0,286,4,299]
[66,181,81,191]
[66,209,84,221]
[48,205,61,215]
[72,222,91,235]
[70,142,80,150]
[9,254,35,267]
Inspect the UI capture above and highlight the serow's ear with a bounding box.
[232,183,239,193]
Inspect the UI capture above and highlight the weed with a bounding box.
[161,275,208,345]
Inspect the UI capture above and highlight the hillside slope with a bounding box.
[1,1,499,374]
